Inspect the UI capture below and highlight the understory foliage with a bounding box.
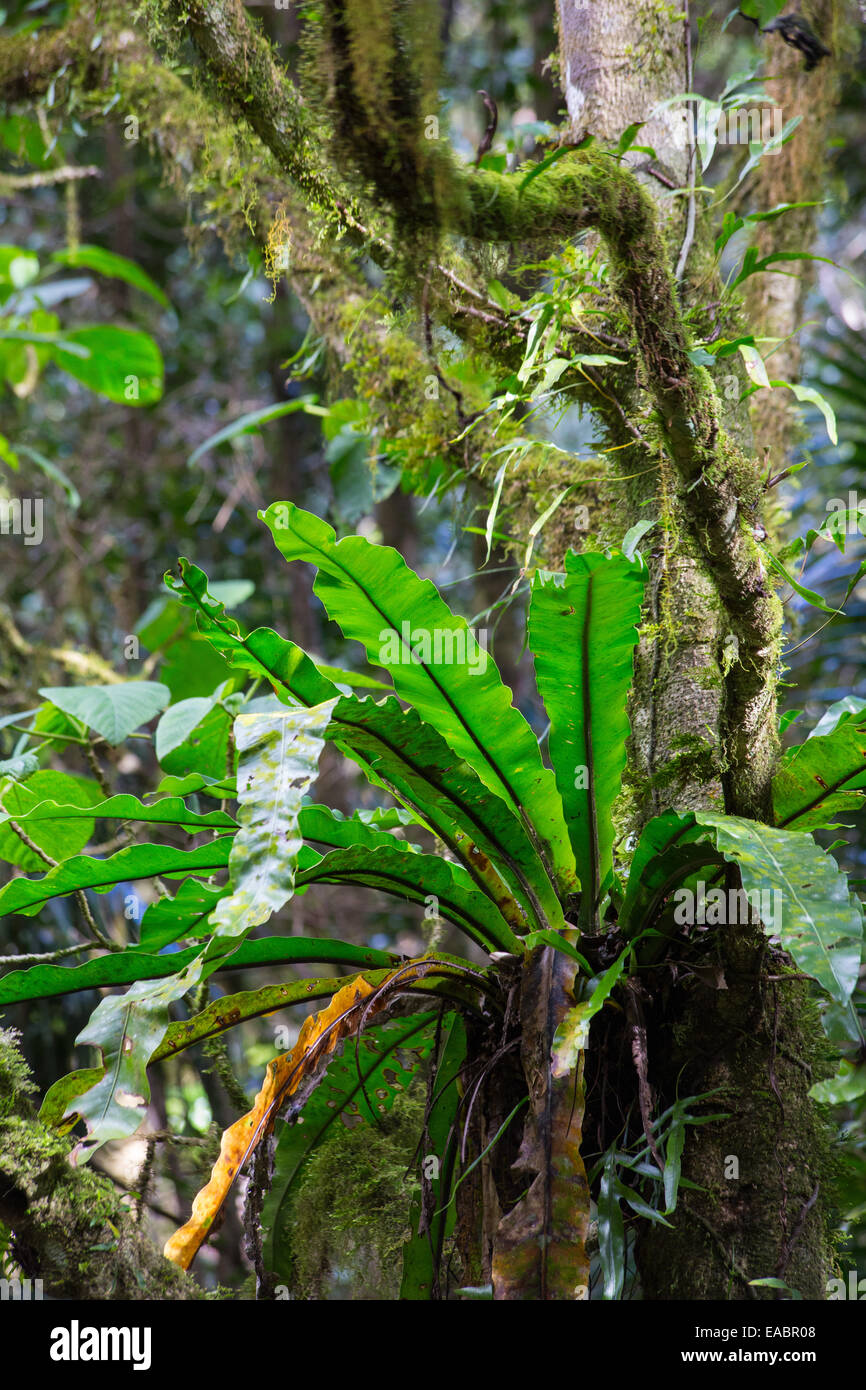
[0,508,861,1297]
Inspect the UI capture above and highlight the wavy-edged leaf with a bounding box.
[618,809,725,940]
[261,503,575,894]
[322,696,561,933]
[262,1012,439,1284]
[0,792,237,834]
[166,563,559,931]
[138,878,226,951]
[208,703,335,943]
[774,714,866,831]
[528,550,646,929]
[163,959,466,1269]
[491,946,591,1300]
[297,802,420,855]
[296,842,522,955]
[164,561,562,931]
[153,968,402,1063]
[38,681,170,745]
[0,838,233,919]
[0,937,396,1007]
[165,558,343,705]
[0,770,103,869]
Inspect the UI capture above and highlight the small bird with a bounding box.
[759,12,831,71]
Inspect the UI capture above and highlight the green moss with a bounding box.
[282,1085,426,1300]
[0,1030,203,1299]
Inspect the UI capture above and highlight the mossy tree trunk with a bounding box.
[557,0,839,1299]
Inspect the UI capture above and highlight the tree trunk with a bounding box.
[555,0,836,1300]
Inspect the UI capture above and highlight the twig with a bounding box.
[0,941,95,966]
[474,90,498,168]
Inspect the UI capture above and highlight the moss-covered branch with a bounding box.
[0,1029,203,1298]
[148,0,781,816]
[1,0,782,814]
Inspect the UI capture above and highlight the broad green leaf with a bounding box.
[809,697,866,740]
[262,503,576,894]
[152,968,401,1061]
[51,326,163,405]
[297,803,420,855]
[208,703,335,942]
[51,245,170,307]
[0,838,232,919]
[165,560,561,929]
[263,1012,439,1285]
[703,814,863,1004]
[154,696,217,761]
[400,1012,466,1299]
[322,696,563,933]
[528,549,646,927]
[139,877,226,951]
[70,953,208,1160]
[623,811,862,1005]
[158,700,232,779]
[0,771,102,869]
[38,680,170,744]
[165,558,340,705]
[0,936,395,1008]
[296,842,522,955]
[618,809,725,940]
[0,791,236,834]
[809,1059,866,1105]
[774,714,866,831]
